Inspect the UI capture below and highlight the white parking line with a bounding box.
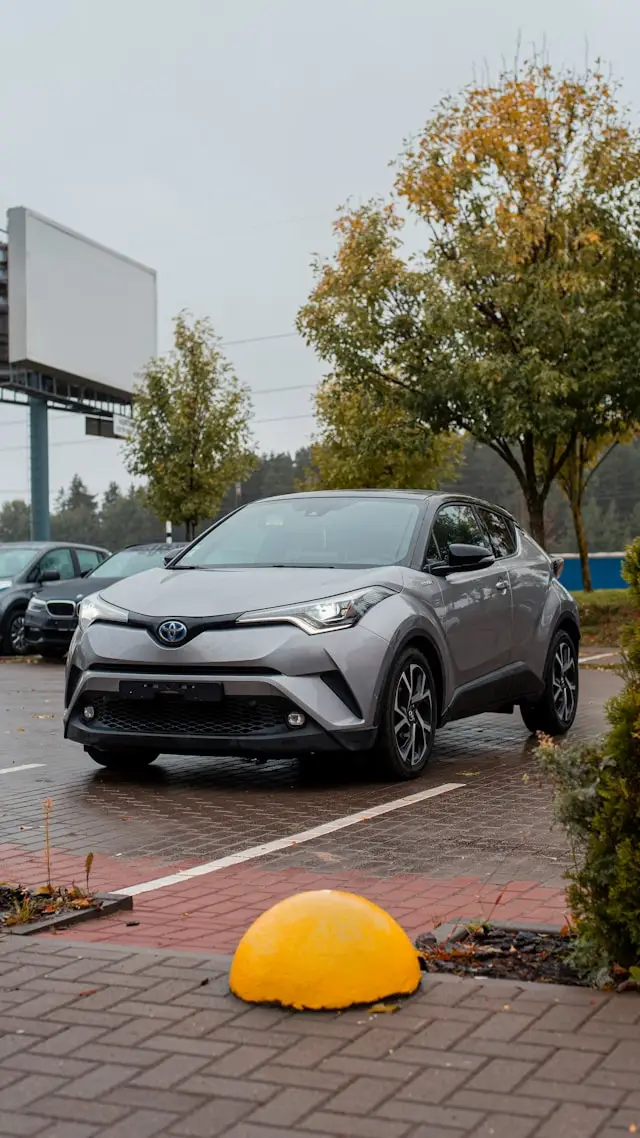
[578,652,617,663]
[0,763,46,775]
[116,781,465,897]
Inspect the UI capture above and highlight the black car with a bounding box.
[0,542,110,656]
[24,542,186,658]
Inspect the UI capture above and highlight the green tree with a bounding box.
[51,476,101,544]
[304,376,463,489]
[298,59,640,547]
[100,484,165,550]
[0,499,30,541]
[125,312,257,540]
[553,431,637,589]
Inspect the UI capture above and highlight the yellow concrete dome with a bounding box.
[229,889,422,1010]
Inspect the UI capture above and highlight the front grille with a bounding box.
[46,601,76,617]
[88,695,291,737]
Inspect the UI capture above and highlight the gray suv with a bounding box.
[64,491,580,780]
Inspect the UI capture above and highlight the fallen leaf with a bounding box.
[33,714,55,720]
[199,978,209,987]
[460,771,481,777]
[79,989,98,997]
[369,1002,399,1014]
[125,921,139,927]
[522,773,530,783]
[628,1126,637,1134]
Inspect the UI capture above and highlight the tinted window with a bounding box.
[39,548,75,580]
[177,497,421,569]
[76,549,103,575]
[478,510,517,558]
[431,504,489,563]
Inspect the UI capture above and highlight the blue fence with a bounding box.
[557,553,628,592]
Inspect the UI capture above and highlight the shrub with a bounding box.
[537,537,640,980]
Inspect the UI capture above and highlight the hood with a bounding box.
[37,576,124,602]
[100,565,404,618]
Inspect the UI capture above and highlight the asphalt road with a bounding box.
[0,658,621,894]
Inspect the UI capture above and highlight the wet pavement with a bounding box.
[0,936,638,1138]
[0,660,622,952]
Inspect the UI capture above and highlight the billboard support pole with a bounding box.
[29,394,50,541]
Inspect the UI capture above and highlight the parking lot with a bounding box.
[0,655,621,953]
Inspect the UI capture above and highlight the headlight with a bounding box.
[77,594,129,632]
[26,597,47,614]
[237,586,393,635]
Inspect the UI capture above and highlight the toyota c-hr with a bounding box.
[64,491,579,780]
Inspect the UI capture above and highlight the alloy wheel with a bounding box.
[551,640,577,725]
[9,614,27,656]
[393,663,433,768]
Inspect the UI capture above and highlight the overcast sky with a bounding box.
[1,0,639,506]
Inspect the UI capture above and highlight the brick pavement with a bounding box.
[2,665,620,954]
[0,937,637,1137]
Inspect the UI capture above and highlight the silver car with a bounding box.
[64,491,580,780]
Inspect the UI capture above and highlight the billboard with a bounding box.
[8,207,157,400]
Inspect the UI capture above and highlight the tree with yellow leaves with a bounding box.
[304,376,463,490]
[298,57,640,549]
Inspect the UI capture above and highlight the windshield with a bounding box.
[176,496,421,569]
[0,546,35,579]
[90,548,170,579]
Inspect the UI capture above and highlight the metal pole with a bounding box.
[165,520,172,544]
[29,396,50,540]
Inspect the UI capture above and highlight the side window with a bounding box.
[76,549,102,574]
[478,510,517,558]
[431,504,489,564]
[38,548,76,580]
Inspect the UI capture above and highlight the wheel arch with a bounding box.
[376,629,446,726]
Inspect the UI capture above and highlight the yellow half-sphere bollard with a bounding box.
[229,889,421,1010]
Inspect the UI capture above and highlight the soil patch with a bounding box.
[0,884,132,935]
[416,924,638,989]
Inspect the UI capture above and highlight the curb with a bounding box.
[4,893,133,936]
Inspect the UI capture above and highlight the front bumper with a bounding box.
[63,620,390,758]
[65,678,376,757]
[25,611,76,650]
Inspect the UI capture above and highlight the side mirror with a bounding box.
[40,569,61,583]
[431,543,495,576]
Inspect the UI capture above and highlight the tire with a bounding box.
[520,630,579,737]
[1,609,28,656]
[374,648,437,780]
[85,747,159,771]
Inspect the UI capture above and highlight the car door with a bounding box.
[75,548,103,577]
[35,547,77,582]
[426,503,514,702]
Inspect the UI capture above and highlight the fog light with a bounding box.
[83,705,95,722]
[287,711,306,729]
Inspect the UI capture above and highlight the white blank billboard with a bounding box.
[8,207,157,399]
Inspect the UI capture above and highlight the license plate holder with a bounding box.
[119,680,223,703]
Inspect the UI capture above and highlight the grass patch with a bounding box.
[572,588,638,646]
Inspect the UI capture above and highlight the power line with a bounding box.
[221,332,300,347]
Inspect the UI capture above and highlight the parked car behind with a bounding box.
[25,542,186,658]
[63,491,580,778]
[0,542,110,656]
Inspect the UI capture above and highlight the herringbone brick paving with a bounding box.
[0,937,637,1137]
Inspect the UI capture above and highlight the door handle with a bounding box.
[495,578,509,592]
